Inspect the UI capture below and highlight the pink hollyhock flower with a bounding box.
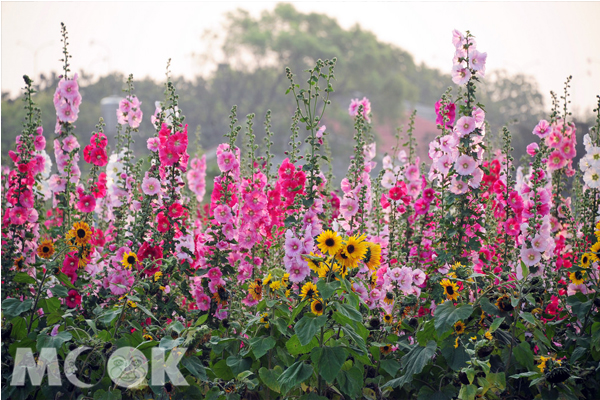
[65,290,81,308]
[316,125,326,138]
[108,270,135,295]
[469,167,484,189]
[245,190,267,211]
[147,137,160,152]
[119,98,132,113]
[62,135,80,152]
[278,158,296,180]
[503,217,521,236]
[454,116,476,137]
[388,267,402,282]
[340,196,359,218]
[168,202,184,219]
[213,204,232,224]
[137,242,163,275]
[288,265,309,283]
[208,267,222,280]
[159,146,178,166]
[455,154,477,175]
[405,164,420,181]
[57,101,77,123]
[90,147,108,167]
[413,198,430,215]
[217,151,236,172]
[520,247,541,267]
[34,135,46,151]
[435,100,456,129]
[451,65,471,85]
[559,140,576,159]
[452,29,465,48]
[239,229,257,250]
[412,269,426,286]
[370,288,381,300]
[58,78,80,102]
[547,150,567,171]
[472,107,485,128]
[285,234,303,258]
[48,175,67,192]
[9,207,28,225]
[470,50,487,74]
[545,130,562,148]
[526,143,539,156]
[142,177,161,196]
[533,120,552,138]
[449,176,468,195]
[167,131,188,154]
[196,294,211,311]
[127,109,143,128]
[531,233,549,253]
[63,253,79,271]
[156,212,170,233]
[77,194,96,213]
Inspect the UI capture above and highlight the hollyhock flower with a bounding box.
[455,155,477,175]
[196,294,211,311]
[159,146,178,166]
[503,217,520,236]
[245,190,267,211]
[156,212,170,233]
[451,65,471,85]
[108,269,135,295]
[147,137,160,152]
[9,207,28,225]
[137,242,163,275]
[77,194,96,213]
[526,143,539,156]
[388,267,402,282]
[472,107,485,127]
[213,204,232,224]
[533,120,552,138]
[449,176,468,195]
[559,140,576,159]
[89,147,108,167]
[217,151,236,172]
[288,265,309,283]
[168,202,184,219]
[285,234,304,258]
[340,196,359,218]
[469,167,484,189]
[531,233,549,253]
[454,116,476,137]
[316,125,326,138]
[470,50,487,74]
[128,109,143,128]
[62,135,80,152]
[521,247,541,267]
[422,188,436,203]
[413,198,430,215]
[397,267,413,292]
[583,168,600,189]
[412,269,426,286]
[547,150,567,171]
[141,177,161,196]
[167,131,188,154]
[545,131,562,148]
[65,290,82,308]
[34,135,46,151]
[239,229,258,250]
[435,100,456,129]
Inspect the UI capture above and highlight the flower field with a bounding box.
[2,25,600,400]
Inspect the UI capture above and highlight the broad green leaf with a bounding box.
[194,313,208,326]
[259,366,283,393]
[316,280,340,300]
[341,325,367,353]
[278,361,314,393]
[336,303,362,322]
[513,341,535,371]
[417,385,457,400]
[336,365,363,398]
[98,309,120,325]
[441,339,469,371]
[286,334,319,355]
[250,336,276,359]
[382,341,437,389]
[14,272,36,284]
[50,285,69,298]
[2,298,33,317]
[181,356,208,381]
[159,337,183,350]
[489,317,505,333]
[434,301,473,335]
[379,359,401,377]
[36,331,72,352]
[295,314,327,346]
[226,355,252,375]
[311,346,347,383]
[480,297,500,316]
[210,359,234,380]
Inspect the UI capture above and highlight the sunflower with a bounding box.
[383,314,393,324]
[37,239,55,259]
[127,300,137,308]
[440,279,459,301]
[304,253,322,272]
[67,221,92,247]
[363,242,382,270]
[341,234,368,263]
[316,262,331,279]
[581,253,592,268]
[595,221,600,239]
[495,294,514,312]
[122,251,138,269]
[13,256,25,271]
[249,281,263,301]
[260,313,270,329]
[77,248,91,268]
[263,274,272,286]
[590,241,600,256]
[281,273,290,285]
[569,270,585,285]
[212,285,229,305]
[154,271,163,282]
[380,344,392,355]
[383,292,394,305]
[454,321,466,335]
[300,281,318,301]
[335,249,357,270]
[311,299,325,315]
[270,280,282,291]
[485,331,493,340]
[143,334,153,341]
[538,356,550,372]
[316,230,343,256]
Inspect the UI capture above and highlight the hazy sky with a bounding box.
[2,1,599,117]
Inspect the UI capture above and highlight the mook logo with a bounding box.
[10,346,189,388]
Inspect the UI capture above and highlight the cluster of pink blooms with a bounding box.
[531,119,578,175]
[187,155,207,202]
[154,123,190,171]
[451,30,487,84]
[348,97,372,122]
[54,73,82,127]
[116,95,143,128]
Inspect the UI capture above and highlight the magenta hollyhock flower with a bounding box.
[63,254,78,271]
[413,198,430,215]
[77,194,96,213]
[533,120,552,138]
[520,247,541,267]
[159,146,179,166]
[245,190,267,212]
[239,229,257,250]
[503,217,521,236]
[9,207,28,225]
[435,100,456,129]
[217,151,236,172]
[454,116,476,137]
[196,294,211,311]
[451,65,471,85]
[91,132,108,148]
[156,212,170,233]
[545,130,562,148]
[142,177,161,196]
[547,150,567,171]
[207,267,222,280]
[526,143,539,156]
[167,131,188,155]
[65,289,82,308]
[455,154,477,176]
[34,135,46,151]
[422,188,436,203]
[168,202,184,219]
[90,147,108,167]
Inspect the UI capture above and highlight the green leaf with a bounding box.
[194,313,208,327]
[286,334,319,355]
[434,301,473,335]
[520,260,529,280]
[159,337,183,350]
[2,298,33,317]
[278,361,314,392]
[379,359,401,377]
[459,384,477,400]
[336,365,363,398]
[295,314,327,346]
[39,298,61,314]
[489,317,505,333]
[136,303,159,322]
[14,272,36,284]
[250,336,276,359]
[56,272,76,289]
[571,347,587,362]
[226,355,252,376]
[567,295,592,321]
[513,342,535,371]
[341,325,367,353]
[98,309,120,325]
[259,366,283,393]
[211,359,234,380]
[509,371,542,379]
[417,385,457,400]
[480,297,500,316]
[441,340,469,371]
[382,341,437,389]
[336,303,362,322]
[316,280,339,300]
[50,285,69,298]
[93,389,122,400]
[36,331,72,352]
[311,346,347,383]
[417,319,437,346]
[181,356,208,381]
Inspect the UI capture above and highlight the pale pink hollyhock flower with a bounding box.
[128,109,143,128]
[288,265,309,283]
[316,125,326,138]
[567,283,588,296]
[48,174,66,192]
[470,50,487,75]
[405,164,420,181]
[222,222,236,241]
[412,269,426,286]
[455,155,477,176]
[34,135,46,151]
[451,65,471,85]
[62,135,80,152]
[454,116,476,137]
[434,154,453,176]
[397,267,413,292]
[142,176,161,196]
[119,98,132,113]
[208,278,226,293]
[533,120,552,138]
[147,137,160,152]
[559,140,576,159]
[472,107,485,128]
[370,288,381,300]
[340,196,359,218]
[57,102,77,123]
[526,143,539,156]
[531,233,549,253]
[213,204,232,224]
[217,151,236,172]
[108,269,134,295]
[352,283,368,300]
[285,234,303,257]
[58,78,80,102]
[449,176,468,195]
[520,247,541,267]
[388,267,402,282]
[469,167,484,189]
[547,150,567,171]
[452,29,465,49]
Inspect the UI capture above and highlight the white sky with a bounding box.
[2,1,600,117]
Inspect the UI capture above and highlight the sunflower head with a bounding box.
[335,249,356,270]
[300,281,319,301]
[122,251,138,269]
[269,280,282,291]
[581,253,592,268]
[569,270,585,285]
[67,221,92,247]
[37,239,55,259]
[454,321,466,335]
[311,299,325,315]
[440,279,459,301]
[14,256,25,271]
[495,294,514,312]
[363,242,382,270]
[383,314,393,324]
[342,234,368,262]
[380,344,392,355]
[383,292,394,305]
[260,313,270,328]
[249,282,263,301]
[316,230,343,256]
